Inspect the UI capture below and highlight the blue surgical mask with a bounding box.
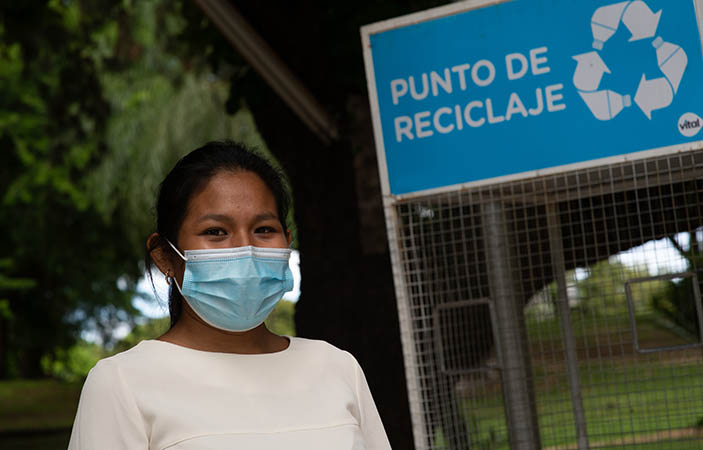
[167,241,294,332]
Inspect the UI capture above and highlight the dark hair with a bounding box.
[145,140,291,327]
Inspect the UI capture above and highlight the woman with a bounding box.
[68,141,391,450]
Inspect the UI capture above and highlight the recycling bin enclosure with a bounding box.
[362,0,703,448]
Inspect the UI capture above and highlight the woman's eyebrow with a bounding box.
[195,212,278,223]
[254,212,279,222]
[195,213,232,223]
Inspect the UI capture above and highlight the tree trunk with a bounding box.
[0,317,6,379]
[18,346,44,379]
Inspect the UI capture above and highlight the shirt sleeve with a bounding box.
[68,359,149,450]
[352,357,393,450]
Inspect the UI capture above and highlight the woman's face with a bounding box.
[176,170,289,253]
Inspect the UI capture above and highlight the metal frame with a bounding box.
[389,143,703,201]
[382,195,429,450]
[625,271,703,353]
[193,0,339,144]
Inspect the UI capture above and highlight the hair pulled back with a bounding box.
[145,140,291,327]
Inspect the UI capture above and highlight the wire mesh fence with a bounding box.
[390,150,703,449]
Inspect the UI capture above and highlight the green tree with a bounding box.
[0,258,36,377]
[40,339,104,382]
[0,0,149,378]
[265,300,296,337]
[111,317,170,355]
[575,259,650,316]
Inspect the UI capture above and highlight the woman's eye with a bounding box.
[203,228,226,236]
[255,226,278,234]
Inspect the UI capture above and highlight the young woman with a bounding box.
[68,141,391,450]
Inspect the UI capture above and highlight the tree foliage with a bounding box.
[40,339,104,383]
[110,316,170,355]
[0,0,144,378]
[575,259,651,316]
[265,300,296,337]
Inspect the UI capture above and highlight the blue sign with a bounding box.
[364,0,703,195]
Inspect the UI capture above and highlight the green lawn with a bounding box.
[0,379,81,450]
[0,379,82,432]
[0,431,72,450]
[436,360,703,449]
[440,310,703,449]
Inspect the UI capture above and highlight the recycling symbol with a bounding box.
[572,1,688,120]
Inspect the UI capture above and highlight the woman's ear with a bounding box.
[147,233,174,276]
[286,229,292,247]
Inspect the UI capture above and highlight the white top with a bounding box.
[68,337,392,450]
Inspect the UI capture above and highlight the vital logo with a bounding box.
[678,112,702,137]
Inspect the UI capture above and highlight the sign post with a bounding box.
[362,1,703,448]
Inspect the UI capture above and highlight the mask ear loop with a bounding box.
[164,239,187,296]
[165,239,187,261]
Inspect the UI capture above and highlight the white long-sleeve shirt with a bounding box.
[68,337,391,450]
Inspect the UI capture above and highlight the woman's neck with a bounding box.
[157,305,289,354]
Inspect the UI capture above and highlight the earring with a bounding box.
[165,269,172,285]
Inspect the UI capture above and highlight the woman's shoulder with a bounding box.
[289,337,359,366]
[86,340,164,379]
[289,336,344,352]
[99,339,160,363]
[75,341,159,406]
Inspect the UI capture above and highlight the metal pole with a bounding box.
[482,202,541,450]
[383,197,430,450]
[192,0,339,144]
[547,203,589,450]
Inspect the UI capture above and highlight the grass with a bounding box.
[541,361,703,446]
[438,309,703,449]
[442,361,703,449]
[0,379,82,432]
[0,430,72,450]
[0,379,82,450]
